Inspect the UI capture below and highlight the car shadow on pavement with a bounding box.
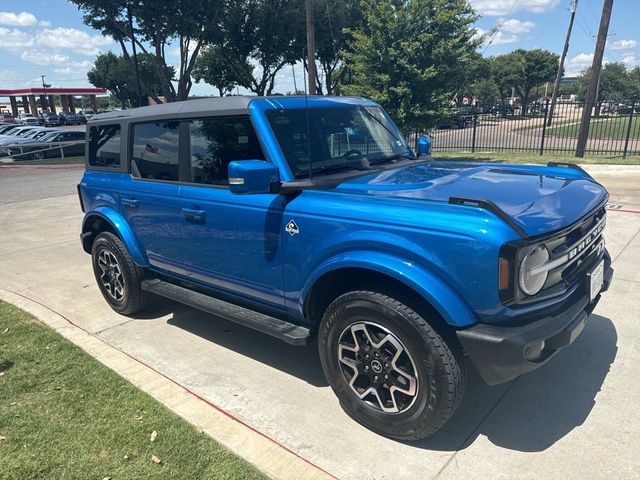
[417,314,617,453]
[166,306,328,388]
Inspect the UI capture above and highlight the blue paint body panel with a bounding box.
[79,96,610,332]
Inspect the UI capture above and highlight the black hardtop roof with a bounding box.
[88,95,369,125]
[89,96,254,124]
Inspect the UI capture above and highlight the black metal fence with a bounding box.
[412,99,640,157]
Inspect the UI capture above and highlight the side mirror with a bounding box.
[417,136,432,156]
[228,160,280,194]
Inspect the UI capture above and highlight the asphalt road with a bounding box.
[430,117,640,154]
[1,165,639,479]
[0,165,83,204]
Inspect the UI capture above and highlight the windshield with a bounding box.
[16,129,37,137]
[266,106,411,178]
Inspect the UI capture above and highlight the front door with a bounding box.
[178,116,285,310]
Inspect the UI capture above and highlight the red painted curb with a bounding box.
[3,289,340,480]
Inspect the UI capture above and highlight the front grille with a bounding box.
[530,206,606,302]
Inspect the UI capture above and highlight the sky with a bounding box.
[0,0,638,96]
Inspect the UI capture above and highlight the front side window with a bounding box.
[189,116,265,186]
[131,121,180,181]
[88,124,121,168]
[266,106,410,178]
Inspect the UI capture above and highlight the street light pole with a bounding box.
[41,75,51,112]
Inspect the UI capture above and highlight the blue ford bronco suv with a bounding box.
[78,96,613,440]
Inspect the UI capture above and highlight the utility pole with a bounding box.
[547,0,578,127]
[305,0,316,95]
[576,0,613,157]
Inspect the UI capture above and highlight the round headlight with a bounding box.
[519,245,550,296]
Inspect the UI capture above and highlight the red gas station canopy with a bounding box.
[0,88,107,97]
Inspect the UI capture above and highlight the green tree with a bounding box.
[244,0,306,95]
[471,77,501,105]
[313,0,362,94]
[341,0,480,131]
[490,49,559,106]
[575,63,633,104]
[70,0,226,101]
[88,52,174,108]
[193,45,253,96]
[628,67,640,100]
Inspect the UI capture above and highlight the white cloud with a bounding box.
[54,60,94,74]
[0,11,38,26]
[35,28,113,56]
[0,27,33,48]
[471,0,560,16]
[567,53,594,70]
[621,54,638,68]
[609,39,638,50]
[500,18,535,34]
[20,50,71,66]
[0,70,27,89]
[475,19,535,47]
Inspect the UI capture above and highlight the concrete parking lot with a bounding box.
[0,163,639,479]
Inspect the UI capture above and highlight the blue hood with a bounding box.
[332,161,608,237]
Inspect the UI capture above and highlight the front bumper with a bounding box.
[457,256,613,385]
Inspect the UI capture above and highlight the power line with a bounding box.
[575,11,596,42]
[481,0,522,54]
[586,0,600,23]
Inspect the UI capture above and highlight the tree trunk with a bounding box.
[116,38,163,105]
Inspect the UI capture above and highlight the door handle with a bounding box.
[181,208,207,223]
[121,198,139,208]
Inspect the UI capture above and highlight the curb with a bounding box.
[581,164,640,175]
[0,288,337,480]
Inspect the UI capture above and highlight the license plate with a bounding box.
[588,259,604,302]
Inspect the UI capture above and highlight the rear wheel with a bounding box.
[29,151,44,160]
[319,290,466,440]
[91,232,150,315]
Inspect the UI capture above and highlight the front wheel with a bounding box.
[319,291,467,440]
[91,232,151,315]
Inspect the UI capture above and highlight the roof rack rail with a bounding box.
[449,197,528,239]
[546,161,589,176]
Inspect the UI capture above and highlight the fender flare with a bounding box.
[301,251,478,328]
[81,206,149,267]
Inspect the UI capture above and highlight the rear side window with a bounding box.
[131,121,180,181]
[89,124,121,168]
[189,116,265,186]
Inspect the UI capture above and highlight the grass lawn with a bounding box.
[511,118,577,132]
[9,155,85,166]
[0,300,266,480]
[432,150,640,165]
[543,116,639,139]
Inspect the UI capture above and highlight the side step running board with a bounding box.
[141,279,311,346]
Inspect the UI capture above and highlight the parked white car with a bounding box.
[17,113,39,125]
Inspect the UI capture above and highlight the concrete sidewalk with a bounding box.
[0,170,639,479]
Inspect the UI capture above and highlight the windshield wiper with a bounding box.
[298,157,371,178]
[369,153,416,166]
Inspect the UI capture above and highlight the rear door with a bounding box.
[178,116,286,310]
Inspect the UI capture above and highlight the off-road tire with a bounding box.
[319,290,467,441]
[91,231,150,315]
